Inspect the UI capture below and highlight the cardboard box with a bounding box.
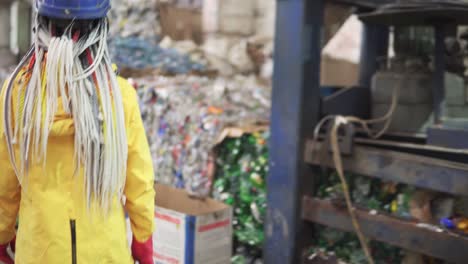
[159,3,204,44]
[320,14,362,87]
[153,184,232,264]
[323,3,353,44]
[320,55,359,87]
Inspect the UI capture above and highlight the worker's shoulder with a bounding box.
[116,76,138,104]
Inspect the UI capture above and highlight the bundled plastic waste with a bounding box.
[135,75,271,197]
[108,31,274,78]
[110,37,207,74]
[311,173,406,263]
[202,35,274,79]
[108,0,160,41]
[313,171,464,263]
[309,225,403,264]
[213,132,269,264]
[316,172,418,219]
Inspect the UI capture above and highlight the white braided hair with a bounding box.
[3,15,128,211]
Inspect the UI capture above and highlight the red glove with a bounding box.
[0,237,15,264]
[131,236,153,264]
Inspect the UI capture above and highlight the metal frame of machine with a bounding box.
[266,0,468,263]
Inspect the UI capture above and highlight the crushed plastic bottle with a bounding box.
[135,75,271,197]
[314,225,403,264]
[109,0,160,42]
[213,132,269,262]
[109,37,207,74]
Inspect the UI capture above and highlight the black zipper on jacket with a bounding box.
[70,220,77,264]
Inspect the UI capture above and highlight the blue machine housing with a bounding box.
[36,0,110,19]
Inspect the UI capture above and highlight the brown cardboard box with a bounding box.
[127,184,233,264]
[323,3,353,44]
[320,3,358,87]
[158,3,203,44]
[153,184,232,264]
[321,5,362,88]
[321,55,359,87]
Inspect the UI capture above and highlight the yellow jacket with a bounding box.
[0,76,155,263]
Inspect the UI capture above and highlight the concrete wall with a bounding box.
[255,0,276,38]
[202,0,276,38]
[10,0,32,55]
[0,0,16,67]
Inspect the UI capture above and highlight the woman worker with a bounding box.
[0,1,155,263]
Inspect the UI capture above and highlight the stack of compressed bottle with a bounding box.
[316,172,415,218]
[135,75,271,197]
[311,171,468,263]
[311,225,403,264]
[110,37,207,74]
[310,172,408,263]
[108,0,160,42]
[212,131,269,264]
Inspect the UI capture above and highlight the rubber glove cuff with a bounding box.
[0,237,15,264]
[131,236,153,264]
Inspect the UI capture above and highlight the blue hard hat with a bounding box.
[36,0,111,20]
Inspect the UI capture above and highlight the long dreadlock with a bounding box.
[3,15,128,211]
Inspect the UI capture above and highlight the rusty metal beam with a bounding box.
[302,197,468,263]
[329,0,392,9]
[304,141,468,196]
[355,137,468,163]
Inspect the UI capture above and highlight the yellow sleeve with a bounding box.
[0,81,20,245]
[122,83,155,242]
[0,138,20,245]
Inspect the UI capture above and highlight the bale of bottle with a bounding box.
[212,130,269,264]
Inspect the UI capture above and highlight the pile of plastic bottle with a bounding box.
[213,131,269,264]
[109,37,207,74]
[310,225,403,264]
[312,171,468,263]
[310,173,411,263]
[135,75,271,197]
[108,0,160,41]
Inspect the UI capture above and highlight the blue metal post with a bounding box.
[265,0,324,263]
[433,25,446,125]
[359,23,389,88]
